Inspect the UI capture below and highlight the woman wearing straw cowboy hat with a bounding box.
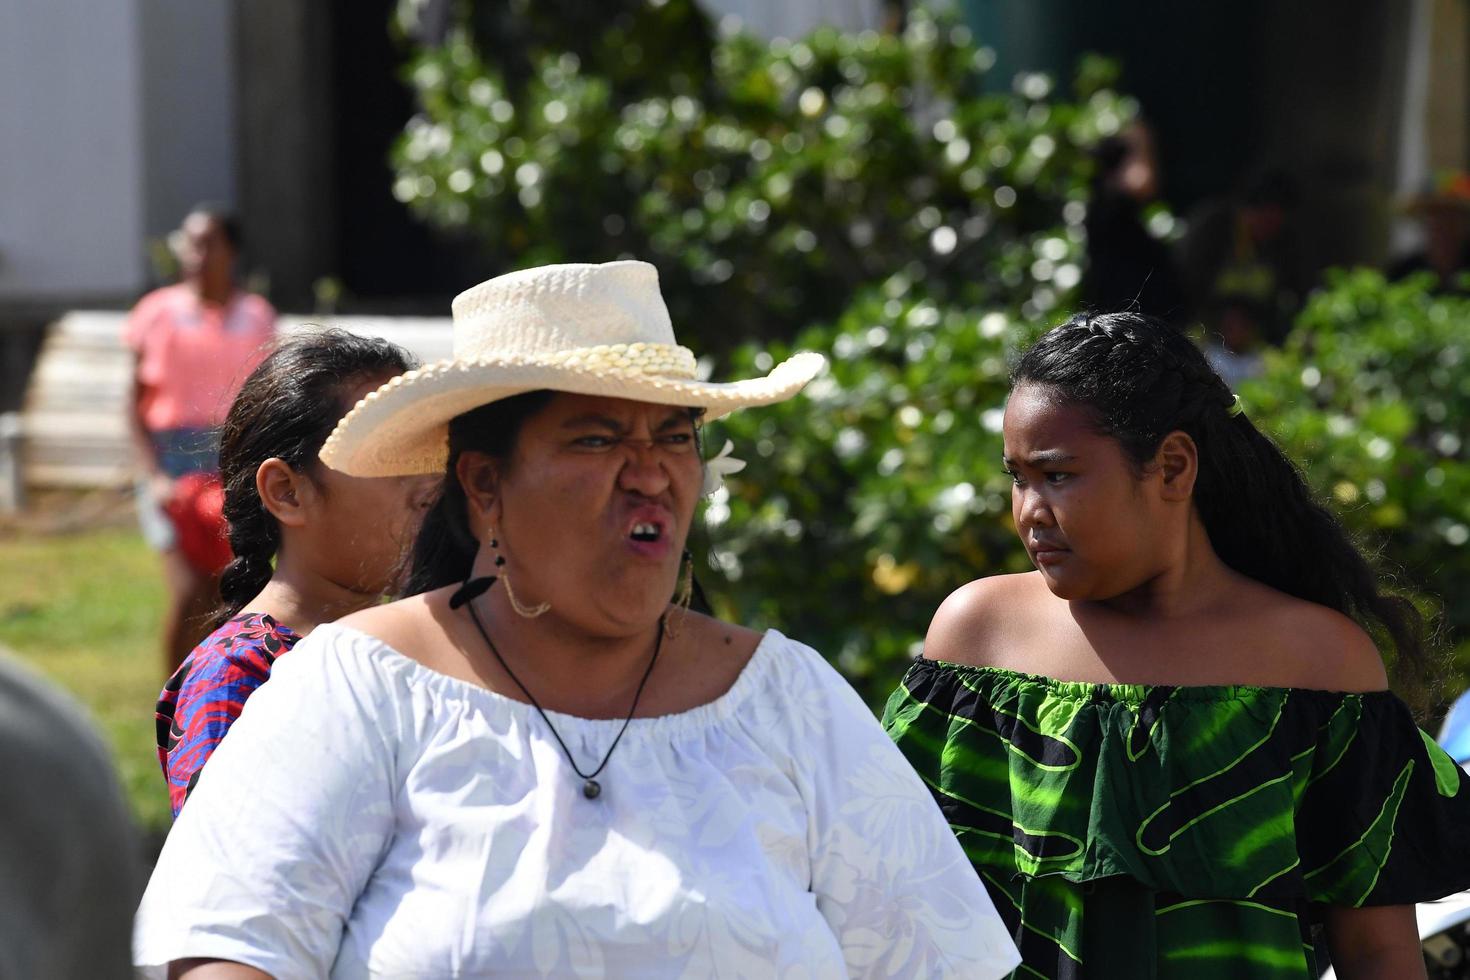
[134,261,1020,979]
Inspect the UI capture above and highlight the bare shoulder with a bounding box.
[335,591,445,659]
[1253,589,1389,692]
[923,572,1051,667]
[628,611,763,713]
[675,610,764,662]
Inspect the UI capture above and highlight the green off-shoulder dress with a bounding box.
[882,659,1470,979]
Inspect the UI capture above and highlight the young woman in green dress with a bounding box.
[883,311,1470,979]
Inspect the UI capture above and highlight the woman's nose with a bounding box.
[1015,487,1055,528]
[617,439,674,494]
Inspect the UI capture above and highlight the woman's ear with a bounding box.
[256,458,311,528]
[1154,431,1198,502]
[455,451,501,533]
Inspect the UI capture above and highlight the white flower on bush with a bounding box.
[702,439,746,496]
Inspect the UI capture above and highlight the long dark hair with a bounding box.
[210,329,416,631]
[404,391,557,596]
[1012,310,1432,688]
[405,392,710,608]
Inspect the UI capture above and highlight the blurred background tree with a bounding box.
[392,1,1132,352]
[707,269,1470,707]
[1243,270,1470,689]
[394,1,1468,711]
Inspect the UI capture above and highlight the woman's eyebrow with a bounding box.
[559,412,692,433]
[560,414,626,432]
[1003,450,1078,466]
[654,412,697,432]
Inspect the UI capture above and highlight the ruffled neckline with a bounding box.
[912,657,1394,705]
[885,655,1470,907]
[318,621,787,739]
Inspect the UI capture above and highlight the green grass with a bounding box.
[0,527,173,836]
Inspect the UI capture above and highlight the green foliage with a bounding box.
[705,268,1470,707]
[392,1,1136,350]
[1241,269,1470,687]
[394,6,1468,706]
[699,268,1470,705]
[698,283,1046,704]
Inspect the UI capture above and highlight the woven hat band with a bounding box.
[542,342,697,379]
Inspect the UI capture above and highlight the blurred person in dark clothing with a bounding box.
[1082,121,1188,324]
[0,654,139,979]
[1201,297,1267,388]
[1388,171,1470,294]
[1181,169,1310,345]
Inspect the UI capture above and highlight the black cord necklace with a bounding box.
[457,577,663,800]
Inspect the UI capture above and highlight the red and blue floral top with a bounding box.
[155,613,302,818]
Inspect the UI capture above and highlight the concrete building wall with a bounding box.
[235,0,336,309]
[138,0,238,243]
[1425,0,1469,176]
[1390,0,1470,255]
[0,0,146,301]
[0,0,237,304]
[1256,0,1413,270]
[700,0,881,39]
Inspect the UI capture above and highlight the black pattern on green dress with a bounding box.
[882,660,1470,979]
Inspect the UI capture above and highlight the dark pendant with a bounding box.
[582,779,602,799]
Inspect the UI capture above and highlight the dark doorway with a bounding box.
[328,0,486,309]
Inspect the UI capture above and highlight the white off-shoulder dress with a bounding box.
[134,624,1019,979]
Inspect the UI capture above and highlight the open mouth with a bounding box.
[623,505,674,554]
[630,522,664,543]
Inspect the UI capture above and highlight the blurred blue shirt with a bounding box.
[1439,689,1470,765]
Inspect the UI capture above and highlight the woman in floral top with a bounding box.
[155,330,432,816]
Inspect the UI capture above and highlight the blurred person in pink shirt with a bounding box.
[126,205,277,675]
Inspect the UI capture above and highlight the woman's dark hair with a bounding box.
[210,329,416,630]
[405,393,709,606]
[404,391,558,596]
[1012,310,1433,693]
[1090,134,1132,189]
[186,202,242,250]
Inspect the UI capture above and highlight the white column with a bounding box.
[0,0,147,300]
[698,0,881,39]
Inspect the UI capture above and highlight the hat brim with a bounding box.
[319,350,826,476]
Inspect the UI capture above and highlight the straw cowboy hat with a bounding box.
[319,261,826,477]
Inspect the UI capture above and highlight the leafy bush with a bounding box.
[699,269,1470,708]
[1242,269,1470,689]
[392,1,1134,351]
[393,5,1467,706]
[388,2,1153,705]
[698,283,1043,705]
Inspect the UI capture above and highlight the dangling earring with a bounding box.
[665,549,695,638]
[489,529,551,619]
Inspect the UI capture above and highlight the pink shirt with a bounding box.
[125,284,277,431]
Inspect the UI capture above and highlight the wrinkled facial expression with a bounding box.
[177,212,235,281]
[490,393,703,632]
[1003,384,1162,600]
[310,376,436,595]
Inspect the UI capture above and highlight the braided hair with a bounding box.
[1012,310,1431,685]
[209,329,416,631]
